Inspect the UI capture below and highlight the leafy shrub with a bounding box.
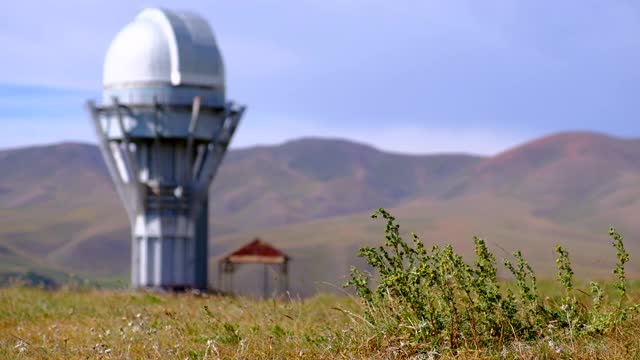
[344,208,640,354]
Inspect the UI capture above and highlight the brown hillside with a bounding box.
[1,132,640,295]
[0,138,482,279]
[443,132,640,231]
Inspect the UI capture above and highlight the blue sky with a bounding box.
[1,0,639,154]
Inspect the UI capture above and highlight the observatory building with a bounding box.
[87,8,245,290]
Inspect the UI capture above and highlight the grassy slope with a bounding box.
[213,193,640,296]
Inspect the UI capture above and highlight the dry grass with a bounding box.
[0,287,368,359]
[1,286,639,359]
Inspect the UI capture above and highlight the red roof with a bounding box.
[221,239,289,264]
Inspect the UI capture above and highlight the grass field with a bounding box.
[2,207,640,359]
[1,284,640,359]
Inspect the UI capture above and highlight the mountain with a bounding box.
[210,132,640,295]
[448,132,640,234]
[0,138,481,279]
[209,137,482,230]
[1,132,640,295]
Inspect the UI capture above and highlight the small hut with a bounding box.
[218,238,290,297]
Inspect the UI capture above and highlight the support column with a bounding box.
[194,199,209,290]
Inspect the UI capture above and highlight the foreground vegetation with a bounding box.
[1,210,640,359]
[344,209,640,358]
[1,287,639,359]
[0,288,635,359]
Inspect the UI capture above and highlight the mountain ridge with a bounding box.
[2,131,640,294]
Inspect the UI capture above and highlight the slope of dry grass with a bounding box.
[212,194,640,296]
[3,133,640,296]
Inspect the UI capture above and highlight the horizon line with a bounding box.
[0,129,631,157]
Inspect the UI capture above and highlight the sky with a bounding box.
[1,0,639,155]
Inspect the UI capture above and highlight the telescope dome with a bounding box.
[103,8,224,90]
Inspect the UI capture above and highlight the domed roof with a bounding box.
[103,8,224,89]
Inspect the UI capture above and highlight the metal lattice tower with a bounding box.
[86,8,245,290]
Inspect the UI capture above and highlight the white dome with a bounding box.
[103,8,224,89]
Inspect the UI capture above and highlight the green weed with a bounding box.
[344,208,640,355]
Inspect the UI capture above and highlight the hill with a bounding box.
[0,138,481,280]
[1,132,640,295]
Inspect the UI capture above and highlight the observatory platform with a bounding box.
[87,8,245,290]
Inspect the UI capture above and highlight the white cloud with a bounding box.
[1,111,528,156]
[0,117,94,150]
[350,126,529,155]
[1,0,637,154]
[231,113,529,156]
[0,91,90,110]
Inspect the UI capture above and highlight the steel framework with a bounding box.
[87,96,244,290]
